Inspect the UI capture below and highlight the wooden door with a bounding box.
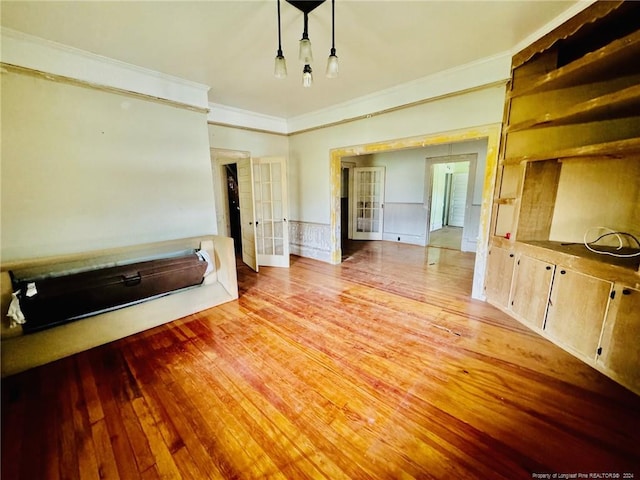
[352,167,385,240]
[448,171,468,227]
[597,286,640,391]
[484,245,515,309]
[237,157,258,272]
[253,157,289,268]
[510,254,554,329]
[544,268,612,360]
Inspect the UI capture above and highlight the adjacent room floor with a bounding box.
[2,241,639,479]
[428,226,463,250]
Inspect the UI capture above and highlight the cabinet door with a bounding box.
[484,246,515,308]
[597,286,640,392]
[544,268,612,360]
[510,255,554,329]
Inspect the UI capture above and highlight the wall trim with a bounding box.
[208,103,288,134]
[1,27,210,110]
[207,121,288,137]
[289,80,508,136]
[1,63,209,114]
[288,53,511,134]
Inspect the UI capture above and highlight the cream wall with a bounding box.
[288,85,505,226]
[282,85,503,264]
[208,124,288,158]
[206,86,505,265]
[1,69,216,262]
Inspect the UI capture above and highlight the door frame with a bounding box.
[424,153,476,250]
[211,148,251,239]
[328,124,502,300]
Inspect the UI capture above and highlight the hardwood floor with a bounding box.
[428,226,463,250]
[2,241,639,479]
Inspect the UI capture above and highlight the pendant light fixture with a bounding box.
[274,0,287,79]
[302,64,313,88]
[299,12,313,64]
[273,0,338,87]
[326,0,338,78]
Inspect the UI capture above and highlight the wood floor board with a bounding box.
[183,318,379,479]
[2,241,639,479]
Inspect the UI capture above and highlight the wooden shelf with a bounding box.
[521,240,640,271]
[508,84,640,132]
[511,29,640,97]
[514,240,640,289]
[503,137,640,164]
[488,1,640,398]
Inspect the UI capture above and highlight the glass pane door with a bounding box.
[253,157,289,267]
[352,167,385,240]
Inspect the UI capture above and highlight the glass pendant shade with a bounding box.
[274,54,287,79]
[326,51,338,78]
[299,38,313,63]
[302,64,313,88]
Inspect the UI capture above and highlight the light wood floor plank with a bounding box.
[2,241,639,479]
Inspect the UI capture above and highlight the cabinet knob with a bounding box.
[622,289,631,295]
[509,254,514,258]
[560,270,566,275]
[546,266,551,270]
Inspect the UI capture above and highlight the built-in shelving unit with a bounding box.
[485,1,640,396]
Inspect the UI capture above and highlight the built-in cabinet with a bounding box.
[510,254,554,329]
[544,268,612,361]
[484,246,515,309]
[598,286,640,390]
[485,1,640,395]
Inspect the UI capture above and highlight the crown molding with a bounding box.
[208,53,511,136]
[285,52,512,134]
[207,103,288,134]
[0,27,210,109]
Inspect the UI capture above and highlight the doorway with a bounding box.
[329,124,501,300]
[211,149,290,272]
[427,160,471,250]
[225,164,242,255]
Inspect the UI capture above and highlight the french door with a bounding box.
[352,167,385,240]
[237,158,258,271]
[253,157,290,267]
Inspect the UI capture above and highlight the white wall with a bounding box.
[1,69,215,262]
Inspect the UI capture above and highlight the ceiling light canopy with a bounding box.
[274,0,338,87]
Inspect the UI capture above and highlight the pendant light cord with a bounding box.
[331,0,335,53]
[303,12,309,40]
[277,0,283,56]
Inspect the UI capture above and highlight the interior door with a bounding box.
[352,167,385,240]
[253,157,290,268]
[237,157,258,272]
[448,171,468,227]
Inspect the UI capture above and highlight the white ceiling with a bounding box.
[1,0,581,119]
